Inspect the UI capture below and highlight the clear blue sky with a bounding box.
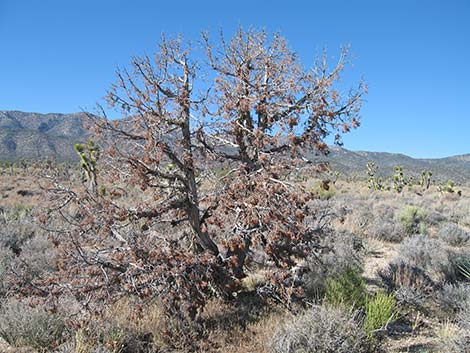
[1,0,469,158]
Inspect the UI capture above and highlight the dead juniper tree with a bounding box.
[197,28,365,296]
[45,28,365,319]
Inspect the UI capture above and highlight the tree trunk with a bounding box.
[180,83,219,256]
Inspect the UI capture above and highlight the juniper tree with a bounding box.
[47,28,366,318]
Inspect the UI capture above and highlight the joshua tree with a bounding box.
[74,140,99,194]
[420,170,432,190]
[366,161,384,190]
[392,165,407,192]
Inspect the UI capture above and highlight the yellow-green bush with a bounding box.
[325,267,366,309]
[363,292,397,336]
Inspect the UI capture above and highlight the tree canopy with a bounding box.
[46,27,366,320]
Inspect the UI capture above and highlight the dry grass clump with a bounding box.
[64,297,175,353]
[53,296,278,353]
[434,321,470,353]
[268,305,372,353]
[457,303,470,330]
[434,305,470,353]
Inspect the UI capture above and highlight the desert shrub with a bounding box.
[306,179,336,200]
[379,261,434,294]
[460,200,470,228]
[451,252,470,282]
[55,340,113,353]
[3,235,58,291]
[0,246,13,296]
[372,203,395,221]
[438,222,470,246]
[304,230,364,300]
[0,298,66,351]
[17,235,57,277]
[399,234,453,282]
[435,322,470,353]
[363,292,397,336]
[268,305,372,353]
[398,205,427,235]
[324,267,366,309]
[394,286,426,308]
[435,283,470,314]
[351,205,374,235]
[426,210,447,226]
[441,334,470,353]
[0,208,36,253]
[1,203,33,220]
[320,231,364,275]
[458,303,470,330]
[367,219,405,243]
[442,179,456,193]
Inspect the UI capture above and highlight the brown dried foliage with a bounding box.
[43,27,365,320]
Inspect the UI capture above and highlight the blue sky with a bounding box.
[0,0,468,158]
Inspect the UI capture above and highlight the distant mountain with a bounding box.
[320,147,470,184]
[0,110,89,162]
[1,110,469,184]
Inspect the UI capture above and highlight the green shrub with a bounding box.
[442,179,456,193]
[363,292,397,336]
[398,205,427,235]
[325,267,366,309]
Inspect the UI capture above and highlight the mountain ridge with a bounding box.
[1,110,469,184]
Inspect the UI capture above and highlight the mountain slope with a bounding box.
[323,147,470,184]
[0,110,468,184]
[0,110,89,161]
